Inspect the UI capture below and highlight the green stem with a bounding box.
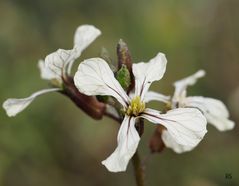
[132,151,145,186]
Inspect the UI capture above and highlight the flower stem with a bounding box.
[132,151,145,186]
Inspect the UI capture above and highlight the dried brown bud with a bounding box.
[61,76,106,120]
[149,125,166,153]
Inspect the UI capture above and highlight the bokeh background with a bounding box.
[0,0,239,185]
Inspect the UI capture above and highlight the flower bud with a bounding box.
[116,64,131,90]
[117,39,134,93]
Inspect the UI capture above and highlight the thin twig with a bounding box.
[132,151,145,186]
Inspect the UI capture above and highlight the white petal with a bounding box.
[185,96,235,131]
[38,59,59,80]
[2,88,60,117]
[143,91,170,103]
[141,108,207,147]
[74,24,101,56]
[102,116,140,172]
[74,58,129,107]
[173,70,205,98]
[67,25,101,74]
[161,130,195,153]
[45,49,77,78]
[133,52,167,99]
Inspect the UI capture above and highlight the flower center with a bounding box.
[126,96,145,116]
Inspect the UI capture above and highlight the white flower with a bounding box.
[147,70,235,153]
[74,53,207,172]
[3,25,101,117]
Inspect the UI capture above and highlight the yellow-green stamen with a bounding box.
[126,96,145,116]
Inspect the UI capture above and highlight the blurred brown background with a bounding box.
[0,0,238,185]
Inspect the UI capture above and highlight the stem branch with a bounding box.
[132,151,145,186]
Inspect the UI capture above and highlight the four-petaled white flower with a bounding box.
[73,53,207,172]
[147,70,235,153]
[3,25,101,117]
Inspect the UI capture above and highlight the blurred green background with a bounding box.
[0,0,238,185]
